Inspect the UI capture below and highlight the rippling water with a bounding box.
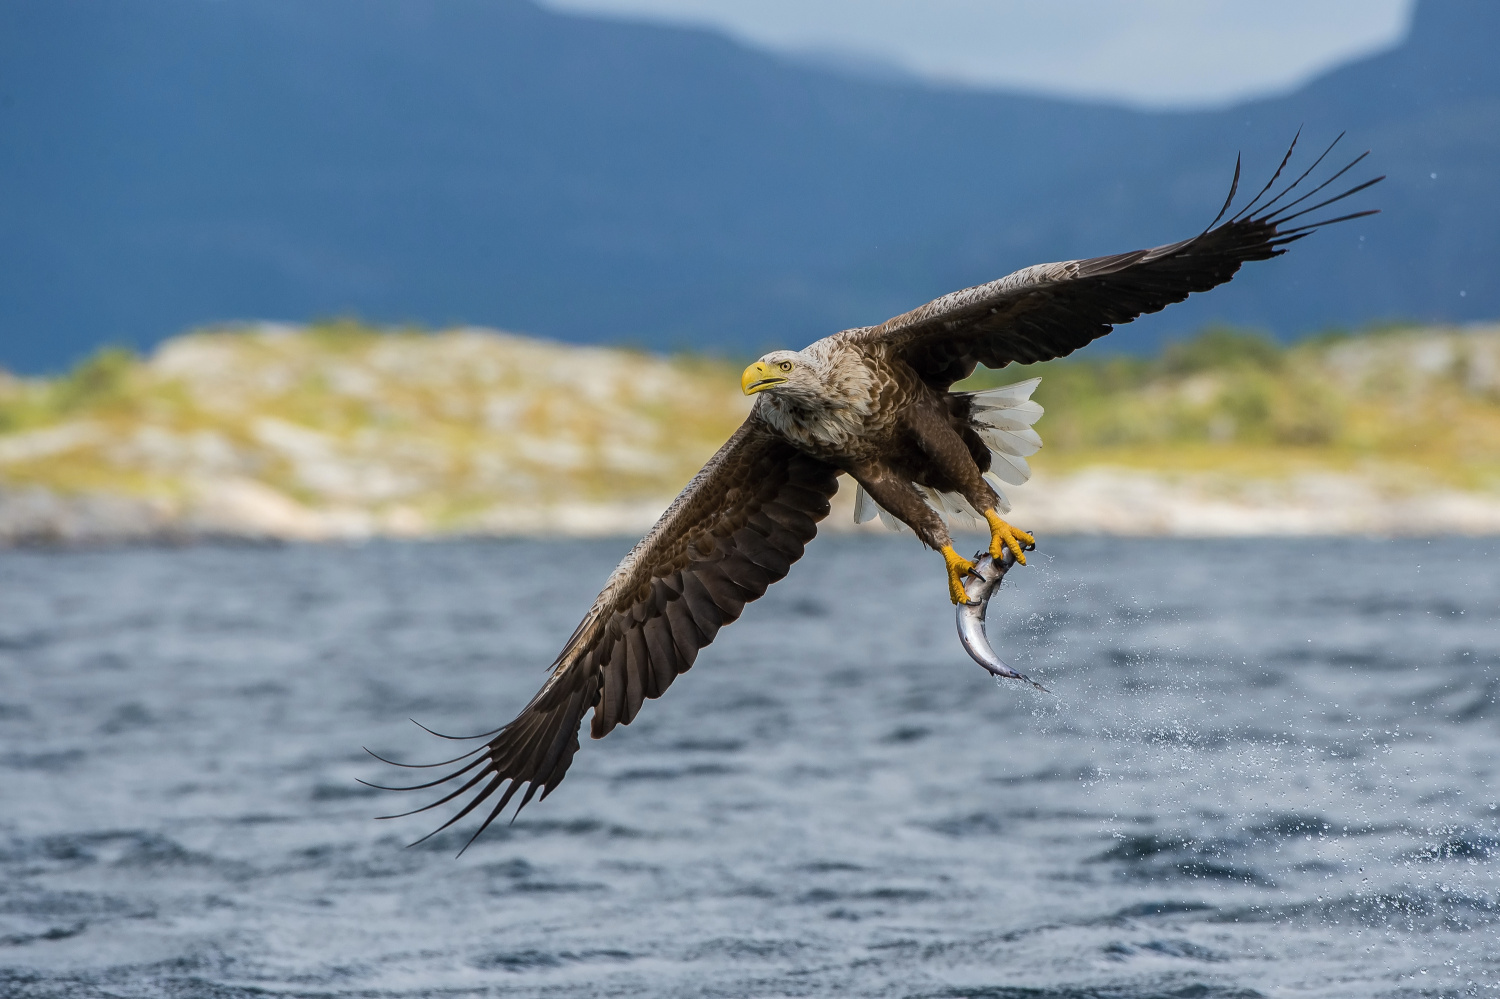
[1,536,1497,998]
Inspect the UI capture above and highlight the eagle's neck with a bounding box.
[756,342,880,451]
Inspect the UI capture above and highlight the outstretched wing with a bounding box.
[371,415,840,850]
[853,134,1382,390]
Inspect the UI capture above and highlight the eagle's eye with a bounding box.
[778,361,793,372]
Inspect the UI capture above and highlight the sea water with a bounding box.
[1,536,1496,997]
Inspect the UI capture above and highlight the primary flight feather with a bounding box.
[370,135,1380,851]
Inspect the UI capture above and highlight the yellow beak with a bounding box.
[741,361,787,396]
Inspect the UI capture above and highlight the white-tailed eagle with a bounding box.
[370,136,1380,850]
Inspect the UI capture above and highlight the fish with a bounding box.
[956,542,1048,692]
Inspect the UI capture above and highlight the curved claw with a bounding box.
[984,510,1035,566]
[955,541,1047,692]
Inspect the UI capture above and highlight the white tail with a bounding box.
[853,377,1043,531]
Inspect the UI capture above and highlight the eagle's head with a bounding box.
[741,343,874,449]
[740,350,823,403]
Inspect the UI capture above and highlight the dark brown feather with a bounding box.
[624,628,649,720]
[718,554,774,596]
[695,563,750,621]
[641,615,680,695]
[597,640,626,738]
[664,597,705,664]
[627,626,658,700]
[680,572,725,638]
[730,526,793,577]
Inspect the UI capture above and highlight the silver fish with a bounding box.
[956,543,1047,691]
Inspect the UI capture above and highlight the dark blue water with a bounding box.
[1,537,1497,998]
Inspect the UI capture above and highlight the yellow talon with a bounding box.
[983,510,1034,565]
[942,545,976,604]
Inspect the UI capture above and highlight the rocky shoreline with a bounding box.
[6,467,1499,547]
[3,323,1498,546]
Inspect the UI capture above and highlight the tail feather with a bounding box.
[987,450,1032,486]
[966,376,1042,409]
[852,377,1042,532]
[983,473,1013,514]
[977,425,1042,457]
[853,481,883,525]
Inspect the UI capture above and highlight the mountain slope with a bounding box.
[0,0,1494,372]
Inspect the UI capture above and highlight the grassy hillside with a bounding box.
[963,324,1500,493]
[0,323,750,536]
[1,321,1497,539]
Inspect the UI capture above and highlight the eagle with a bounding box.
[371,136,1379,850]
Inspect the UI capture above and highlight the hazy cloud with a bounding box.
[540,0,1414,108]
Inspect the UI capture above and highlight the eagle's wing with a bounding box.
[852,136,1382,390]
[372,415,840,849]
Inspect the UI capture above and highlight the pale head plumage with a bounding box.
[742,339,880,451]
[741,348,823,403]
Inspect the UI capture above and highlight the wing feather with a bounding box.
[680,572,726,638]
[731,526,793,576]
[641,616,678,695]
[601,639,627,729]
[623,632,647,722]
[665,597,705,664]
[377,418,839,849]
[853,136,1381,389]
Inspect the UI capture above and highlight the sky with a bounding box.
[539,0,1415,108]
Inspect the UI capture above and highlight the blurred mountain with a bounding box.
[1,0,1496,372]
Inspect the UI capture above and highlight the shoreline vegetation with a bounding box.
[2,321,1498,544]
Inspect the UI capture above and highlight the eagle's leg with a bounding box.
[942,545,977,604]
[849,463,975,604]
[983,509,1034,566]
[903,394,1035,576]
